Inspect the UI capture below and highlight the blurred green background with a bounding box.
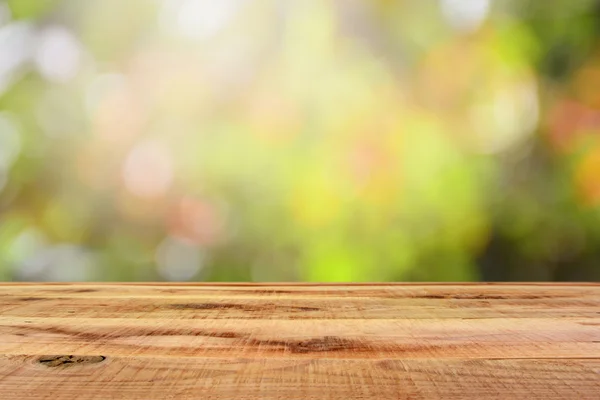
[1,0,600,282]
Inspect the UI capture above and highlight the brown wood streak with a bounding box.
[0,284,599,399]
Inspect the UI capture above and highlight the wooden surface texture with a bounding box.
[0,283,599,399]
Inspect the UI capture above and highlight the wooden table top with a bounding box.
[0,283,599,399]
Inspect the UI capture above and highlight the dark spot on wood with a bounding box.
[415,293,558,300]
[38,355,106,367]
[218,289,355,297]
[295,306,321,311]
[19,297,46,302]
[460,294,504,300]
[168,303,321,313]
[210,331,241,339]
[418,294,502,299]
[251,290,294,294]
[417,294,447,299]
[289,336,357,353]
[266,304,321,312]
[377,360,402,371]
[246,336,362,354]
[170,303,247,310]
[71,288,97,293]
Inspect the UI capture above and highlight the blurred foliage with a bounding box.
[1,0,600,281]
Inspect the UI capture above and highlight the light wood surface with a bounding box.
[0,283,599,399]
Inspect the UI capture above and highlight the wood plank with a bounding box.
[0,356,599,399]
[1,317,599,359]
[1,285,599,319]
[0,284,599,399]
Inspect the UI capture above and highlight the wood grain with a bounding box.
[0,283,599,399]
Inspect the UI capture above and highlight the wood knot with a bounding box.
[38,355,106,367]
